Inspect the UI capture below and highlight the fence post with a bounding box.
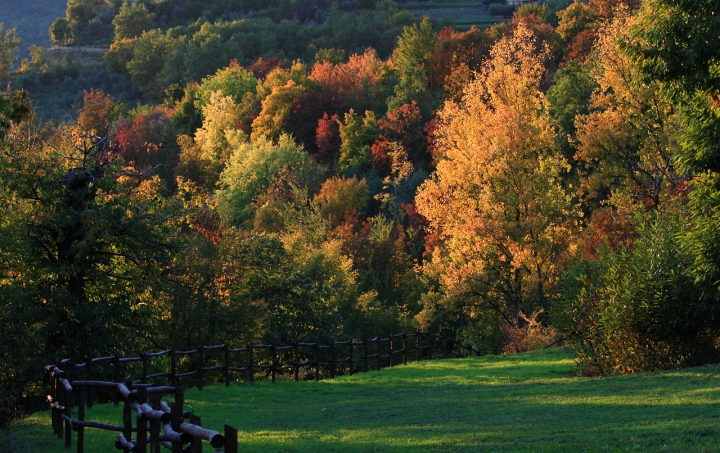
[248,343,254,384]
[224,343,230,387]
[77,386,84,453]
[85,356,93,408]
[141,353,148,384]
[427,332,433,360]
[443,334,448,358]
[348,341,354,376]
[122,380,132,453]
[171,383,183,453]
[136,386,147,453]
[402,332,407,365]
[149,384,161,453]
[198,346,204,391]
[314,343,320,381]
[113,354,121,406]
[50,365,57,435]
[189,414,203,453]
[271,345,277,384]
[224,425,238,453]
[293,342,299,382]
[376,337,382,371]
[391,334,396,367]
[169,349,176,386]
[56,367,63,440]
[64,384,71,449]
[363,339,368,373]
[415,331,421,362]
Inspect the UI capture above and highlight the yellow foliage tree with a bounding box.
[415,24,578,329]
[574,10,683,214]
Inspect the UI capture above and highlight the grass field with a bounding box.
[405,0,507,31]
[5,347,720,452]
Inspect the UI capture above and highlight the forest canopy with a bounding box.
[2,0,720,426]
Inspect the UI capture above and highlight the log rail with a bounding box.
[45,332,476,452]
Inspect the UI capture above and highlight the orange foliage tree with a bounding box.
[415,25,578,333]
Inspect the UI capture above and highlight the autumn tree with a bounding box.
[574,11,683,214]
[77,88,117,132]
[415,25,577,345]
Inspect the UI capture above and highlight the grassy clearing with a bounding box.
[5,348,720,452]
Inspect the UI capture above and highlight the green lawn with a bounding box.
[5,348,720,452]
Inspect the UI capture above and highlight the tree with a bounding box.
[215,134,324,226]
[0,23,21,79]
[337,109,380,174]
[415,25,577,345]
[77,88,117,132]
[49,18,71,46]
[626,0,720,301]
[127,29,175,100]
[574,12,683,214]
[113,1,156,41]
[195,62,258,110]
[0,103,198,422]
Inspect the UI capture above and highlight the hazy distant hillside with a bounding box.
[0,0,66,60]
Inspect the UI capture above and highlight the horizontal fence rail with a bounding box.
[45,332,477,452]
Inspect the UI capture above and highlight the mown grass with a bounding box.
[5,348,720,452]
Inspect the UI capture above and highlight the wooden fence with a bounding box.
[45,332,477,452]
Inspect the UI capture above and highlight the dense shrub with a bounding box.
[555,209,720,375]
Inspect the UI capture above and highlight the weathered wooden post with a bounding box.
[136,386,148,453]
[149,384,161,453]
[198,346,204,391]
[402,332,407,365]
[189,414,203,453]
[224,425,238,453]
[248,342,254,384]
[293,342,300,382]
[329,342,335,379]
[314,343,320,381]
[348,340,354,376]
[363,339,368,373]
[141,352,148,384]
[171,383,184,453]
[376,337,382,371]
[224,343,230,387]
[85,356,93,408]
[122,380,133,453]
[389,333,394,367]
[427,332,433,360]
[77,385,85,453]
[113,354,121,406]
[415,331,421,362]
[169,349,176,385]
[271,345,277,383]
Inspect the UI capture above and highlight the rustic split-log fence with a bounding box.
[45,332,477,452]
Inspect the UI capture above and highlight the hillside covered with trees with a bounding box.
[1,0,720,427]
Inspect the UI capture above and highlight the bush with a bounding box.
[554,208,720,375]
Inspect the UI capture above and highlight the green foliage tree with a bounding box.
[337,109,380,174]
[555,207,717,375]
[113,1,155,41]
[626,0,720,302]
[127,29,175,100]
[216,134,324,225]
[0,23,21,79]
[195,63,258,110]
[0,104,197,422]
[49,18,71,46]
